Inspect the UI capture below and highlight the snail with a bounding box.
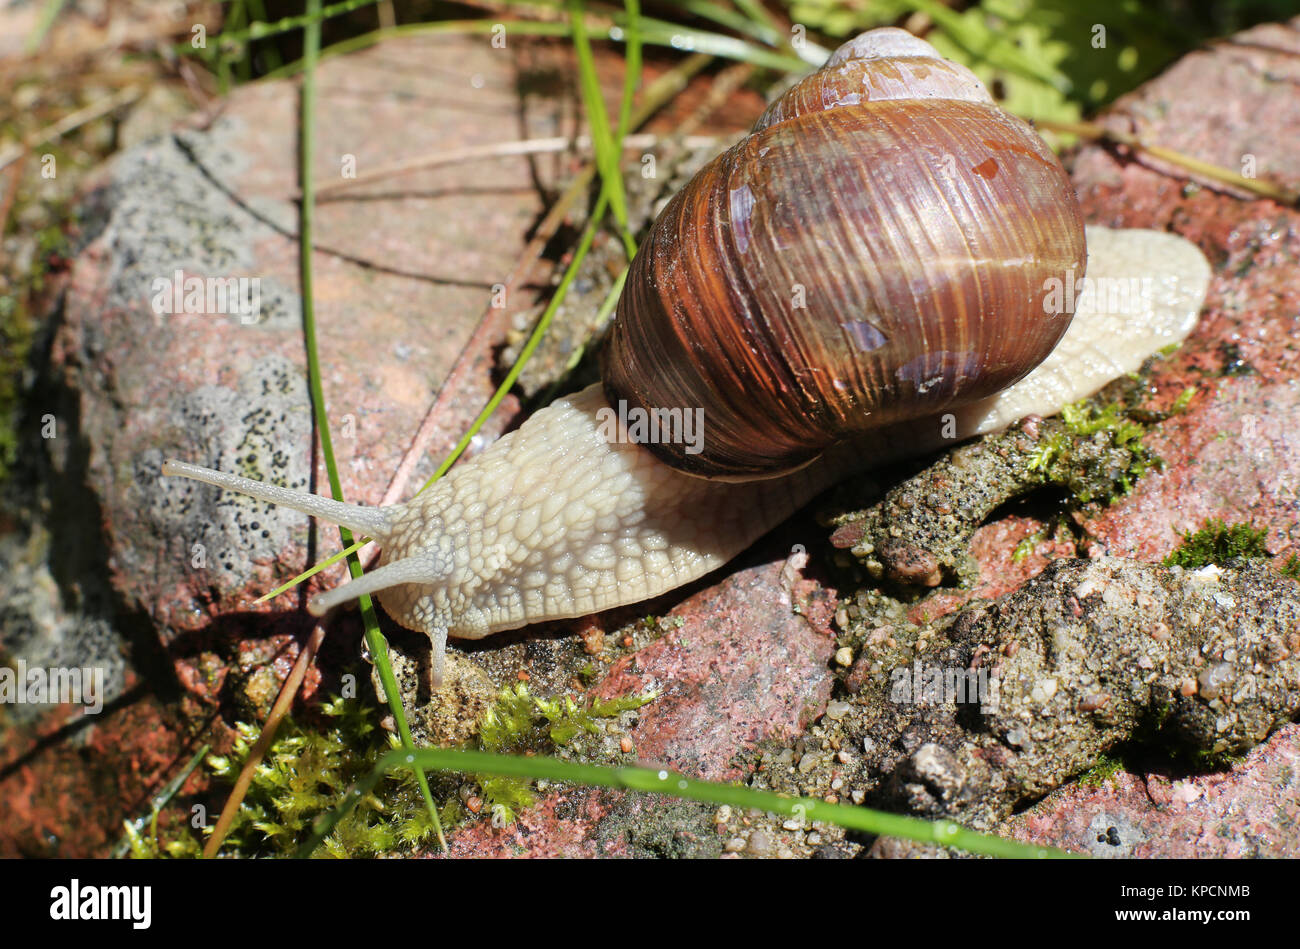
[162,28,1212,689]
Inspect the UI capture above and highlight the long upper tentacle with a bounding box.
[162,459,393,537]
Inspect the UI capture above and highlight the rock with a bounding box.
[821,16,1300,855]
[1004,723,1300,857]
[374,650,496,748]
[439,549,837,856]
[591,555,836,781]
[1071,18,1300,567]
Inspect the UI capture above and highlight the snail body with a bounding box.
[162,30,1212,688]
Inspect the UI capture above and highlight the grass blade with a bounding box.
[298,747,1080,859]
[569,0,633,252]
[294,0,446,852]
[24,0,68,53]
[251,537,367,605]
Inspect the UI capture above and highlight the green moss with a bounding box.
[122,811,203,859]
[1188,748,1247,772]
[1061,400,1146,443]
[639,614,683,632]
[130,695,445,858]
[209,695,452,858]
[476,683,657,824]
[136,680,660,855]
[1011,517,1074,565]
[1011,528,1046,564]
[1164,519,1270,569]
[1078,755,1124,788]
[1025,398,1163,504]
[1169,387,1196,414]
[1281,555,1300,582]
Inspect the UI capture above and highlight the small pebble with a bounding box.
[579,623,605,655]
[1030,679,1058,704]
[715,805,732,824]
[835,646,854,667]
[1198,662,1234,700]
[1080,692,1110,712]
[825,699,851,720]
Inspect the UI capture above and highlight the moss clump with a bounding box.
[476,684,657,824]
[1011,518,1074,565]
[206,696,444,858]
[1077,755,1125,789]
[1164,519,1270,569]
[1168,387,1197,414]
[122,811,204,859]
[1011,528,1047,564]
[1187,748,1247,772]
[1026,398,1162,503]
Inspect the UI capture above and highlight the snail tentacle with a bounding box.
[161,459,392,537]
[306,549,454,618]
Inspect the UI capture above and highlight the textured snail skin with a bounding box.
[162,226,1211,687]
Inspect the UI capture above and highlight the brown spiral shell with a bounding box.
[602,28,1087,478]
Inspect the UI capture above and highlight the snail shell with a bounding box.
[604,28,1086,477]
